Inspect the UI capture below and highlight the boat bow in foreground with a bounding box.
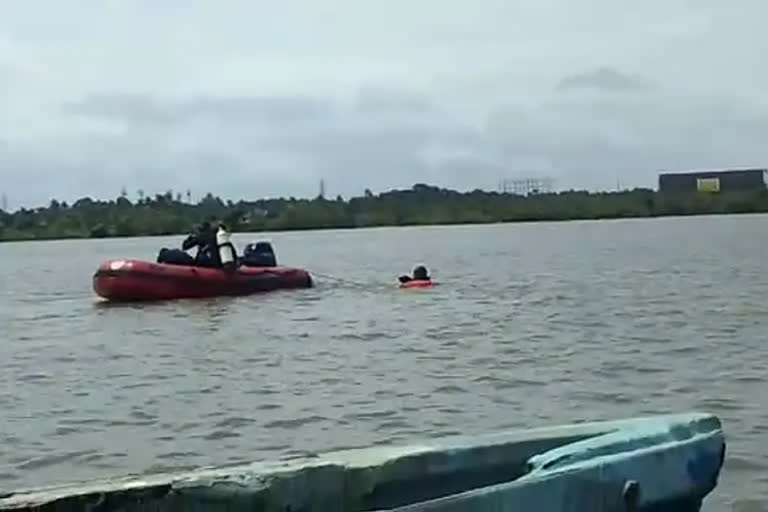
[0,412,725,511]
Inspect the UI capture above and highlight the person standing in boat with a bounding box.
[182,221,221,268]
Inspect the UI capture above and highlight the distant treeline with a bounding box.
[1,184,767,242]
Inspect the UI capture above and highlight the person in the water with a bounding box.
[398,265,431,284]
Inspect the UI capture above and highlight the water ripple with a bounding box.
[1,218,767,511]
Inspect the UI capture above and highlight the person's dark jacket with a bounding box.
[182,223,221,267]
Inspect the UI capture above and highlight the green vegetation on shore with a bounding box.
[1,184,767,242]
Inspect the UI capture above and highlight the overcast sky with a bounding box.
[1,0,767,207]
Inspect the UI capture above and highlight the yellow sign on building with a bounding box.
[697,177,721,193]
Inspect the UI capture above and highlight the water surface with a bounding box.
[1,216,767,511]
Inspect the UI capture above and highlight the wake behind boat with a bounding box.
[0,412,725,511]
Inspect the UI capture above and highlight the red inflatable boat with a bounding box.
[93,259,313,301]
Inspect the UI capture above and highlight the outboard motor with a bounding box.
[242,241,277,267]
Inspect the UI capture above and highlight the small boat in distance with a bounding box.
[0,412,725,511]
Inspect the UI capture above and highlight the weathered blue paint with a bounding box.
[0,412,725,512]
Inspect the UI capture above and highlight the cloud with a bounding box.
[0,63,15,86]
[62,94,181,125]
[5,75,768,208]
[62,94,334,126]
[51,88,479,201]
[354,86,435,115]
[556,67,651,92]
[0,1,767,207]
